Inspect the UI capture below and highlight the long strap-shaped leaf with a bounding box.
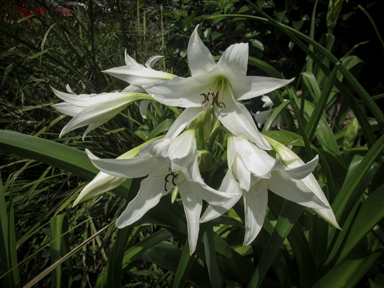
[0,130,131,197]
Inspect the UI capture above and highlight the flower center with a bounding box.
[200,76,229,108]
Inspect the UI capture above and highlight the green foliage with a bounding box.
[1,0,384,287]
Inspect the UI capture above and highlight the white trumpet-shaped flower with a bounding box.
[201,135,334,246]
[52,86,152,139]
[144,26,294,149]
[86,130,240,254]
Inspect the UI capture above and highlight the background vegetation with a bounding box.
[1,0,384,287]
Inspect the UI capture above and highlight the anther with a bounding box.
[164,171,178,191]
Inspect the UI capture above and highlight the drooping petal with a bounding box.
[178,182,203,255]
[268,172,328,209]
[164,107,206,139]
[73,172,126,206]
[116,169,169,228]
[275,155,319,180]
[188,26,216,77]
[122,85,145,93]
[200,169,242,223]
[53,102,83,117]
[236,77,295,101]
[232,135,275,180]
[139,100,151,119]
[232,152,252,191]
[104,65,174,87]
[217,43,249,78]
[261,96,274,108]
[243,184,268,246]
[215,97,271,150]
[52,88,101,107]
[145,74,213,108]
[253,110,272,128]
[145,55,164,68]
[86,149,161,178]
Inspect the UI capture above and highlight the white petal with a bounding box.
[243,185,268,246]
[178,183,203,255]
[236,77,294,101]
[86,149,161,178]
[217,43,248,78]
[312,207,341,230]
[274,155,319,180]
[73,172,126,205]
[200,169,242,223]
[215,98,271,150]
[116,170,169,228]
[232,153,252,191]
[104,65,174,86]
[53,102,83,117]
[122,85,145,93]
[52,88,101,107]
[145,75,212,108]
[268,172,327,209]
[145,55,164,68]
[188,26,216,77]
[253,110,272,128]
[261,96,273,107]
[139,100,151,119]
[164,107,206,139]
[124,50,143,67]
[233,136,275,178]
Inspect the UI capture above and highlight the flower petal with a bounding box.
[116,169,169,228]
[215,98,271,150]
[178,182,203,255]
[275,155,319,180]
[200,169,242,223]
[145,75,212,108]
[104,65,174,87]
[188,26,216,77]
[268,172,328,209]
[232,135,274,179]
[253,110,272,128]
[217,43,248,78]
[139,100,151,119]
[73,172,126,205]
[243,185,268,246]
[53,102,83,117]
[164,107,206,139]
[145,55,164,68]
[86,149,160,178]
[236,77,294,101]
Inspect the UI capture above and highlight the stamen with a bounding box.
[200,90,226,108]
[200,93,210,104]
[164,171,178,191]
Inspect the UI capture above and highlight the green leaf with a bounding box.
[172,240,195,288]
[248,56,282,78]
[203,223,223,288]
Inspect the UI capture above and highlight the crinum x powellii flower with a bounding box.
[86,129,241,254]
[53,53,175,138]
[201,134,339,246]
[144,26,294,149]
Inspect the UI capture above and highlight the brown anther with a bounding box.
[211,91,226,108]
[164,171,178,191]
[200,93,210,104]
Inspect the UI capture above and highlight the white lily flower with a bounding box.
[144,26,294,150]
[264,135,341,230]
[201,135,331,246]
[52,87,152,139]
[253,96,283,129]
[86,130,240,254]
[104,51,175,86]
